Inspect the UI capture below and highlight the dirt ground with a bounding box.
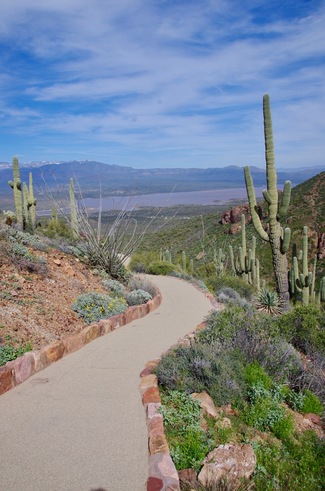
[0,247,107,350]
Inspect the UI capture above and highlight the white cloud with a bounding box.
[0,0,324,167]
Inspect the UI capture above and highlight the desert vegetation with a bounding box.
[1,94,324,490]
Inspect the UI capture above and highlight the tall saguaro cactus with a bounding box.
[244,94,292,310]
[8,157,23,229]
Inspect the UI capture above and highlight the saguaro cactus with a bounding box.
[8,157,23,229]
[214,247,226,275]
[229,215,260,289]
[244,94,292,310]
[290,227,316,305]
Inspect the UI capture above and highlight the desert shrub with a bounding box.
[129,251,158,273]
[128,275,158,296]
[277,304,325,355]
[102,278,126,296]
[125,289,152,306]
[72,292,127,324]
[10,230,47,251]
[243,362,273,390]
[207,275,255,300]
[253,432,325,490]
[156,343,246,406]
[299,389,323,415]
[41,217,75,239]
[197,306,303,384]
[10,241,31,257]
[216,287,251,308]
[160,390,211,472]
[147,260,175,275]
[242,381,294,440]
[3,226,47,251]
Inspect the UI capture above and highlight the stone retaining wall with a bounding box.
[0,292,162,396]
[140,322,208,491]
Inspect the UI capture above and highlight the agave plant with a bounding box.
[256,287,283,315]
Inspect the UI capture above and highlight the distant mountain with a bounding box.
[0,160,324,198]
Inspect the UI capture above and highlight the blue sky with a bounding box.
[0,0,324,169]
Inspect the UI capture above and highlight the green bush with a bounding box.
[147,260,175,275]
[198,306,302,384]
[243,362,273,390]
[253,432,325,490]
[242,382,293,440]
[207,275,255,300]
[72,292,127,324]
[129,251,158,273]
[300,390,323,415]
[160,390,211,472]
[156,342,246,406]
[42,217,75,239]
[277,304,325,355]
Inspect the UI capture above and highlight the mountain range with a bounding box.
[0,160,324,198]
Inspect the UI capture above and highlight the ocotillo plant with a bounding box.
[244,94,292,310]
[69,178,79,237]
[28,172,37,229]
[8,157,23,229]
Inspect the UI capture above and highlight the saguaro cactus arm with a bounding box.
[278,181,292,219]
[244,166,269,242]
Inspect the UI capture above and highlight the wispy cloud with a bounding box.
[0,0,324,168]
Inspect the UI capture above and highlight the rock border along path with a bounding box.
[0,275,213,491]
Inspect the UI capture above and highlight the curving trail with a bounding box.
[0,276,213,491]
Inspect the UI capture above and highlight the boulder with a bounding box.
[219,205,250,225]
[198,444,256,486]
[191,391,220,419]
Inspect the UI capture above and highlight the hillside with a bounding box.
[133,172,325,283]
[0,238,107,351]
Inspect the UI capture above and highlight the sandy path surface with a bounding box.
[0,275,213,491]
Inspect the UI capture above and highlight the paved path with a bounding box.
[0,276,213,491]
